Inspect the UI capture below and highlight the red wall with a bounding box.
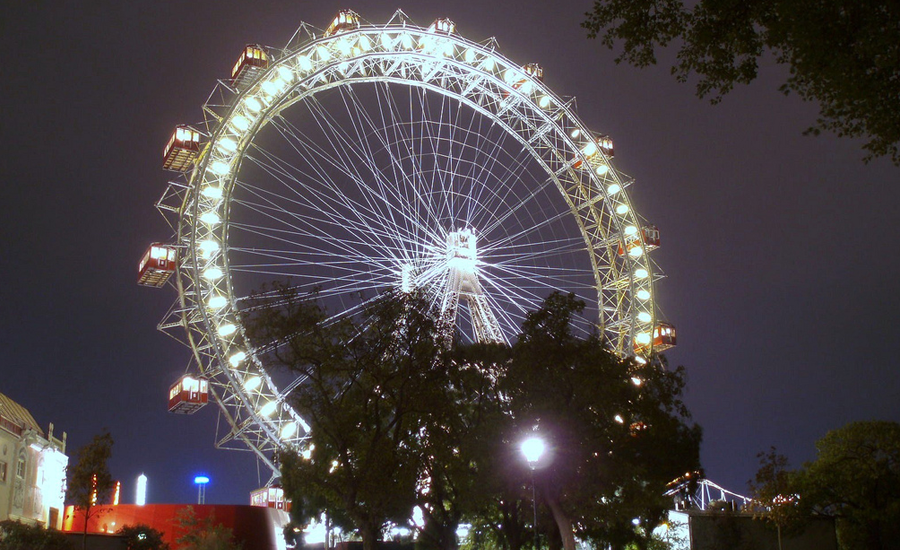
[63,504,290,550]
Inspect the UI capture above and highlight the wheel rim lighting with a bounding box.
[637,311,651,323]
[260,401,278,417]
[208,295,228,310]
[244,375,262,391]
[229,351,247,367]
[217,323,236,337]
[636,289,651,301]
[203,267,223,280]
[635,268,649,279]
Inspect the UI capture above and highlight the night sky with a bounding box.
[3,1,898,507]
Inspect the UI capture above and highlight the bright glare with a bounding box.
[628,246,644,258]
[194,476,210,485]
[596,164,610,176]
[614,414,625,424]
[216,138,237,153]
[209,161,230,175]
[616,204,629,215]
[281,421,298,438]
[637,311,652,323]
[202,186,223,199]
[208,295,228,310]
[229,351,246,367]
[635,268,649,279]
[199,240,220,256]
[260,401,278,417]
[539,95,551,109]
[298,55,313,71]
[217,323,236,337]
[200,211,220,225]
[276,66,294,82]
[244,375,262,391]
[582,141,598,156]
[631,377,643,387]
[637,289,651,301]
[624,225,638,236]
[136,474,147,506]
[245,97,262,113]
[203,267,223,280]
[570,128,581,139]
[480,57,495,71]
[464,48,476,63]
[636,332,651,345]
[520,436,545,464]
[230,115,250,131]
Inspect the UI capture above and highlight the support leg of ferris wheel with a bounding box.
[440,229,506,345]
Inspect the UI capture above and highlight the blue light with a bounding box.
[194,475,210,485]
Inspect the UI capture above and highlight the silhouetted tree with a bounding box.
[174,507,242,550]
[0,519,73,550]
[65,430,114,550]
[582,0,900,164]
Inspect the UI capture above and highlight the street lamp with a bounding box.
[194,475,210,505]
[521,436,545,549]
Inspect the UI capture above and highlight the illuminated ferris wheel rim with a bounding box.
[161,10,669,474]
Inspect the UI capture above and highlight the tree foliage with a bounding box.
[582,0,900,164]
[750,421,900,550]
[117,524,169,550]
[252,287,701,550]
[246,286,448,550]
[174,507,242,550]
[0,520,73,550]
[798,421,900,550]
[65,430,115,550]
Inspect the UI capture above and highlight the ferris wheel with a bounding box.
[139,9,676,477]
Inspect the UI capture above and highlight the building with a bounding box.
[63,504,291,550]
[0,391,68,529]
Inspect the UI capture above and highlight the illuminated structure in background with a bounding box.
[195,475,210,505]
[140,9,675,482]
[136,473,147,506]
[0,392,68,528]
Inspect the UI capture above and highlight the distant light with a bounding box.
[520,436,545,466]
[244,97,262,113]
[136,474,147,506]
[634,356,647,365]
[230,115,250,132]
[203,267,223,281]
[260,400,278,417]
[244,375,262,391]
[632,518,641,526]
[208,295,228,310]
[202,186,223,200]
[229,351,246,367]
[276,66,294,82]
[631,377,643,387]
[216,138,237,153]
[209,161,230,175]
[113,481,121,505]
[614,414,625,424]
[199,211,220,225]
[194,476,210,485]
[570,128,581,139]
[281,421,298,439]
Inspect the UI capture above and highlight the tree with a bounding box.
[65,430,114,550]
[246,286,447,550]
[582,0,900,164]
[748,447,800,550]
[174,507,241,550]
[0,520,73,550]
[500,293,702,550]
[795,421,900,550]
[117,524,169,550]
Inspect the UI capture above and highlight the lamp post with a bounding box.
[194,475,210,505]
[521,436,545,550]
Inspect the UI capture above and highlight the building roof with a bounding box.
[0,391,43,436]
